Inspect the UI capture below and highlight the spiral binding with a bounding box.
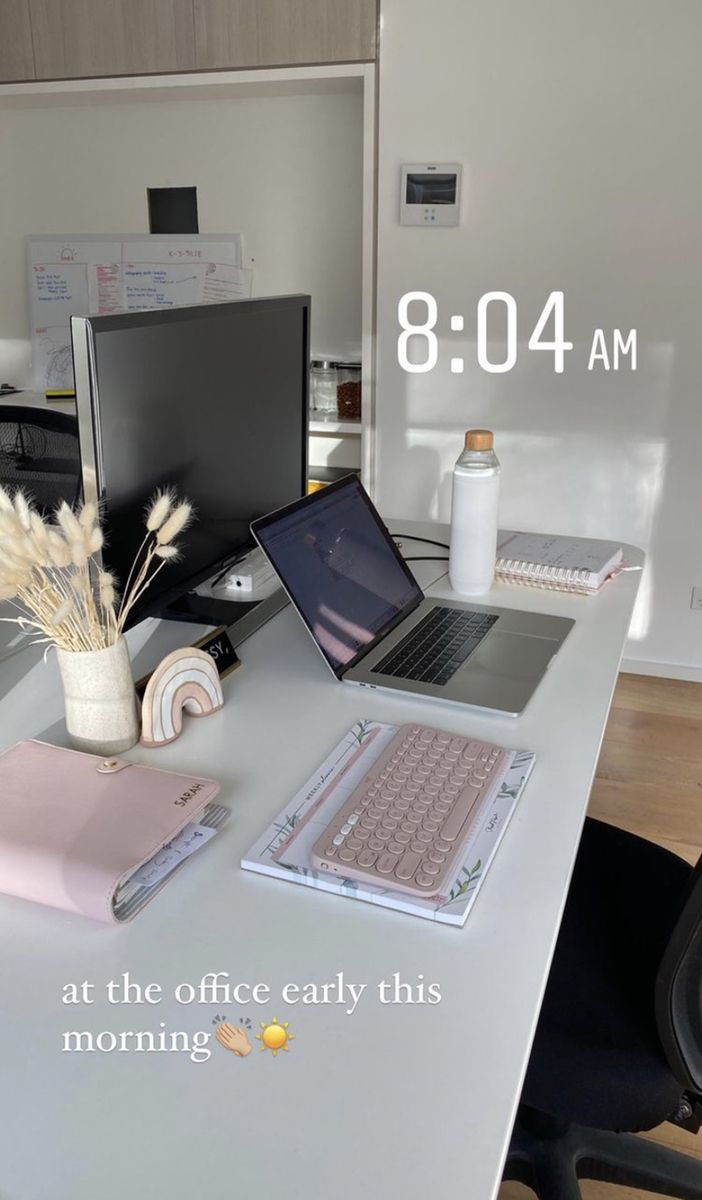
[495,556,608,595]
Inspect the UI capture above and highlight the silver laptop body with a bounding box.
[251,475,573,717]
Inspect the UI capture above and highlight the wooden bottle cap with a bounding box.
[465,429,493,450]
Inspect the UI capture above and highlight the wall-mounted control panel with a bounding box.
[400,163,462,226]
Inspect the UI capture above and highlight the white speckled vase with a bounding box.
[56,637,140,756]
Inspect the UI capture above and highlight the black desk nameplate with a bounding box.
[193,626,240,680]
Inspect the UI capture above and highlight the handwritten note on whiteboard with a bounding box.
[27,234,251,391]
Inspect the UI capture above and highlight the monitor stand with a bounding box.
[156,587,289,646]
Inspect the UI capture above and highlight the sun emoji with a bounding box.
[256,1017,294,1057]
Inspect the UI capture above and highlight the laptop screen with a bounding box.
[252,476,423,678]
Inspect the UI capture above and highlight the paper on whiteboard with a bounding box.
[87,263,122,315]
[202,263,253,302]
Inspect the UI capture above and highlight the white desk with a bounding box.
[0,525,642,1200]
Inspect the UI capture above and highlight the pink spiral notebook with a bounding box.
[0,740,224,923]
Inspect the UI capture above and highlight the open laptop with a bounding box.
[251,474,574,716]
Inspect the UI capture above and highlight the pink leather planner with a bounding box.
[0,740,222,923]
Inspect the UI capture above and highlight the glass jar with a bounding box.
[336,362,362,421]
[310,360,338,415]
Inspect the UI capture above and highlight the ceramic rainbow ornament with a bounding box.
[140,647,224,748]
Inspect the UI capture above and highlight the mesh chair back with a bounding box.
[655,850,702,1096]
[0,406,81,514]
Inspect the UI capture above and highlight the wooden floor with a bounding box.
[498,673,702,1200]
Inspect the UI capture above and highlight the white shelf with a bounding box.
[0,64,365,107]
[309,418,362,435]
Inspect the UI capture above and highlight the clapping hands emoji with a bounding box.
[215,1021,252,1057]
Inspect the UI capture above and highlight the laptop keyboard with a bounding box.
[372,606,498,686]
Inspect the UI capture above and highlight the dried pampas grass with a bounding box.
[0,485,194,653]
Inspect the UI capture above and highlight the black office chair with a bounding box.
[0,405,81,513]
[504,816,702,1199]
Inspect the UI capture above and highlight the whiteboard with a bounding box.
[26,234,251,392]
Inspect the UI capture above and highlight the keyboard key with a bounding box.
[396,850,422,880]
[441,789,481,840]
[333,834,345,846]
[415,872,437,889]
[387,840,405,855]
[377,852,399,874]
[339,848,356,863]
[369,837,384,851]
[357,850,377,868]
[421,860,441,876]
[346,837,363,851]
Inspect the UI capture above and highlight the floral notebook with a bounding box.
[241,721,535,926]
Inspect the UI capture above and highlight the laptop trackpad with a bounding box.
[469,630,557,681]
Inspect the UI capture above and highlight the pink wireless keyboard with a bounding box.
[310,723,511,898]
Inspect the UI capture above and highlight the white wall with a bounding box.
[0,87,363,384]
[376,0,702,673]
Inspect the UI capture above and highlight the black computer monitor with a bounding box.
[71,295,309,624]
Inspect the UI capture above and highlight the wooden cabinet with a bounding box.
[193,0,378,69]
[29,0,197,80]
[0,0,36,81]
[0,0,377,84]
